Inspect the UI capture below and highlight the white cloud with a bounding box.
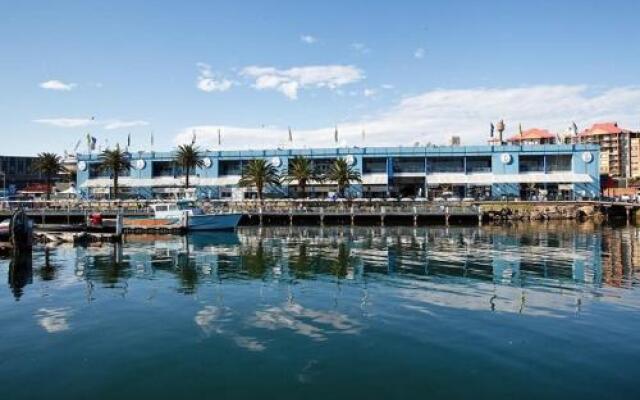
[196,62,234,92]
[40,80,76,91]
[104,120,149,130]
[34,118,95,128]
[300,35,317,44]
[414,48,425,59]
[34,117,149,130]
[241,65,364,100]
[351,42,371,55]
[381,84,394,90]
[176,85,640,149]
[363,88,376,97]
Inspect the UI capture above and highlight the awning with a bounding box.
[362,173,388,185]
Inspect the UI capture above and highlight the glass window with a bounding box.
[466,157,492,173]
[393,157,425,173]
[152,161,175,177]
[219,160,242,176]
[519,155,545,172]
[546,155,572,172]
[89,163,109,178]
[429,157,464,173]
[310,158,336,174]
[363,157,387,173]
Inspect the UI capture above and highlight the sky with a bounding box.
[1,0,639,156]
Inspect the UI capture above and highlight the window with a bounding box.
[519,155,545,172]
[466,157,492,173]
[393,157,425,173]
[310,158,336,174]
[219,160,242,176]
[152,161,175,177]
[89,163,109,178]
[429,157,464,173]
[155,205,167,212]
[363,157,387,173]
[546,155,572,172]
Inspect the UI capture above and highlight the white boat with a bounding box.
[150,201,242,231]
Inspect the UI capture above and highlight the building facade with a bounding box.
[0,155,44,195]
[578,122,640,179]
[76,144,600,200]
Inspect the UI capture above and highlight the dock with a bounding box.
[0,199,637,234]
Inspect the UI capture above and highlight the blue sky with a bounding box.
[1,0,639,155]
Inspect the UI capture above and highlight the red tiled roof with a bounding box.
[579,122,625,136]
[507,128,555,142]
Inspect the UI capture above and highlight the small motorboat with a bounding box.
[150,200,242,231]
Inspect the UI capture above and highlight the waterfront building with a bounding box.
[0,155,44,196]
[578,122,640,179]
[77,143,600,200]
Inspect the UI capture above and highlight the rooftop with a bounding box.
[579,122,628,137]
[507,128,555,142]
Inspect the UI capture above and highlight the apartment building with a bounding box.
[578,122,640,179]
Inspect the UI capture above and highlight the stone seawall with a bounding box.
[479,202,603,222]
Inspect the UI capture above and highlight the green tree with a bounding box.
[32,152,66,200]
[238,159,281,200]
[286,156,319,198]
[99,144,130,198]
[174,144,204,189]
[326,158,361,197]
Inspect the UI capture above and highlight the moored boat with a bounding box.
[150,200,242,231]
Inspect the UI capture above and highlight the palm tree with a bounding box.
[238,159,280,200]
[286,156,319,198]
[174,144,204,189]
[32,152,66,200]
[326,158,361,197]
[99,144,130,198]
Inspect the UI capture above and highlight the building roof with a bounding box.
[579,122,626,137]
[507,128,555,142]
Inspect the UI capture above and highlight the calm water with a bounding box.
[1,223,639,400]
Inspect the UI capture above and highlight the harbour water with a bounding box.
[1,223,639,399]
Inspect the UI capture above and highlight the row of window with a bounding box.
[86,154,575,178]
[0,157,38,175]
[364,155,572,173]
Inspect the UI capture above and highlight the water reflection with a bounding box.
[2,224,640,312]
[2,224,639,400]
[8,252,32,300]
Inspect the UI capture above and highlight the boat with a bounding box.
[149,200,242,231]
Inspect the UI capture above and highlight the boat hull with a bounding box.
[187,213,242,231]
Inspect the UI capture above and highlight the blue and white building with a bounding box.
[76,144,600,200]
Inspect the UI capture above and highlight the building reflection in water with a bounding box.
[3,224,640,311]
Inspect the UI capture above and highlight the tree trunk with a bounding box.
[185,166,190,189]
[45,175,51,201]
[113,175,119,199]
[299,180,306,198]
